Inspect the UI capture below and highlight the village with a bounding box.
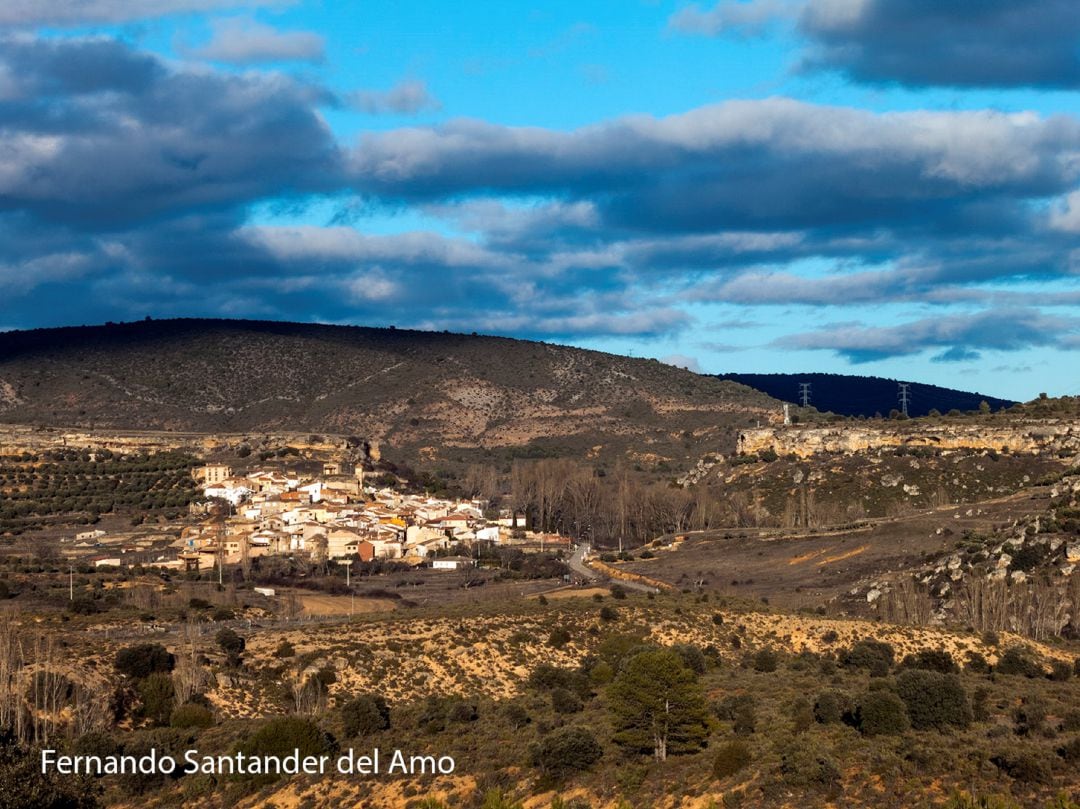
[65,459,570,574]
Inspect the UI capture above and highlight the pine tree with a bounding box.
[607,648,710,761]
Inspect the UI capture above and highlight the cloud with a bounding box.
[669,0,798,36]
[0,36,340,228]
[671,0,1080,90]
[347,80,441,116]
[779,309,1080,363]
[0,0,291,27]
[186,17,325,64]
[348,99,1080,235]
[661,354,703,372]
[798,0,1080,89]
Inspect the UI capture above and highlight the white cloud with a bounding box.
[187,17,324,64]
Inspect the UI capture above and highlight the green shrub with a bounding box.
[136,672,175,726]
[814,691,847,725]
[900,649,958,674]
[751,649,778,673]
[840,639,894,677]
[856,690,909,736]
[530,727,602,779]
[712,740,752,779]
[895,670,972,731]
[995,647,1043,678]
[547,628,572,648]
[551,687,583,715]
[780,744,841,796]
[235,717,335,781]
[115,644,174,680]
[341,694,390,738]
[169,704,214,729]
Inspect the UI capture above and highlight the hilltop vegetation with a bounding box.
[718,372,1016,418]
[0,319,778,469]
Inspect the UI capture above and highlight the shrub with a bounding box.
[169,704,214,729]
[900,649,958,674]
[530,727,602,779]
[965,651,990,674]
[503,703,531,729]
[215,628,245,668]
[814,691,847,725]
[840,639,894,677]
[712,740,752,779]
[673,644,708,675]
[751,648,778,673]
[547,628,572,649]
[990,751,1052,784]
[609,584,627,599]
[115,644,174,680]
[136,672,175,726]
[1012,695,1047,736]
[995,647,1043,678]
[273,640,295,658]
[895,670,972,731]
[856,690,909,736]
[551,688,583,715]
[341,694,390,738]
[1050,660,1073,682]
[780,745,841,796]
[235,717,335,781]
[599,605,619,622]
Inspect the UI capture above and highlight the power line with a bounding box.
[798,382,811,408]
[898,383,911,417]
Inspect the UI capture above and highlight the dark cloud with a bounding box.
[670,0,1080,90]
[0,36,340,228]
[0,0,289,27]
[348,99,1080,237]
[778,309,1079,363]
[799,0,1080,89]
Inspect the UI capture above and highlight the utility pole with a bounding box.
[798,382,812,408]
[898,383,911,417]
[69,564,73,601]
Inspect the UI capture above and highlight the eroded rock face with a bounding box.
[737,422,1080,459]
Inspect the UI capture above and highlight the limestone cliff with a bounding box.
[738,421,1080,458]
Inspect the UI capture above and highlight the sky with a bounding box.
[2,1,1080,401]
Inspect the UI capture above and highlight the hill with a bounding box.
[717,372,1016,418]
[0,319,778,467]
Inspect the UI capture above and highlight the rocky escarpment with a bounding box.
[738,421,1080,459]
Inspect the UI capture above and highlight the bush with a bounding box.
[712,740,752,779]
[169,704,214,729]
[895,670,972,731]
[900,649,958,674]
[136,673,175,726]
[673,644,708,675]
[503,703,531,729]
[1012,695,1046,736]
[547,628,572,649]
[235,718,335,781]
[341,694,390,738]
[115,644,174,680]
[814,691,847,725]
[780,744,841,796]
[856,690,909,736]
[995,647,1043,678]
[840,639,894,677]
[609,584,627,599]
[551,687,584,715]
[215,628,245,667]
[273,640,295,658]
[530,727,602,779]
[599,605,619,622]
[990,750,1052,784]
[751,649,778,673]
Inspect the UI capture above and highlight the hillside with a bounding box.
[0,319,779,467]
[718,372,1016,418]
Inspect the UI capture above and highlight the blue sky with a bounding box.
[3,1,1080,401]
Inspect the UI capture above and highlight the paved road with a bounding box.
[568,544,660,594]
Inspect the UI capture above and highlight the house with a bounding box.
[431,556,476,570]
[75,529,106,541]
[199,464,233,485]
